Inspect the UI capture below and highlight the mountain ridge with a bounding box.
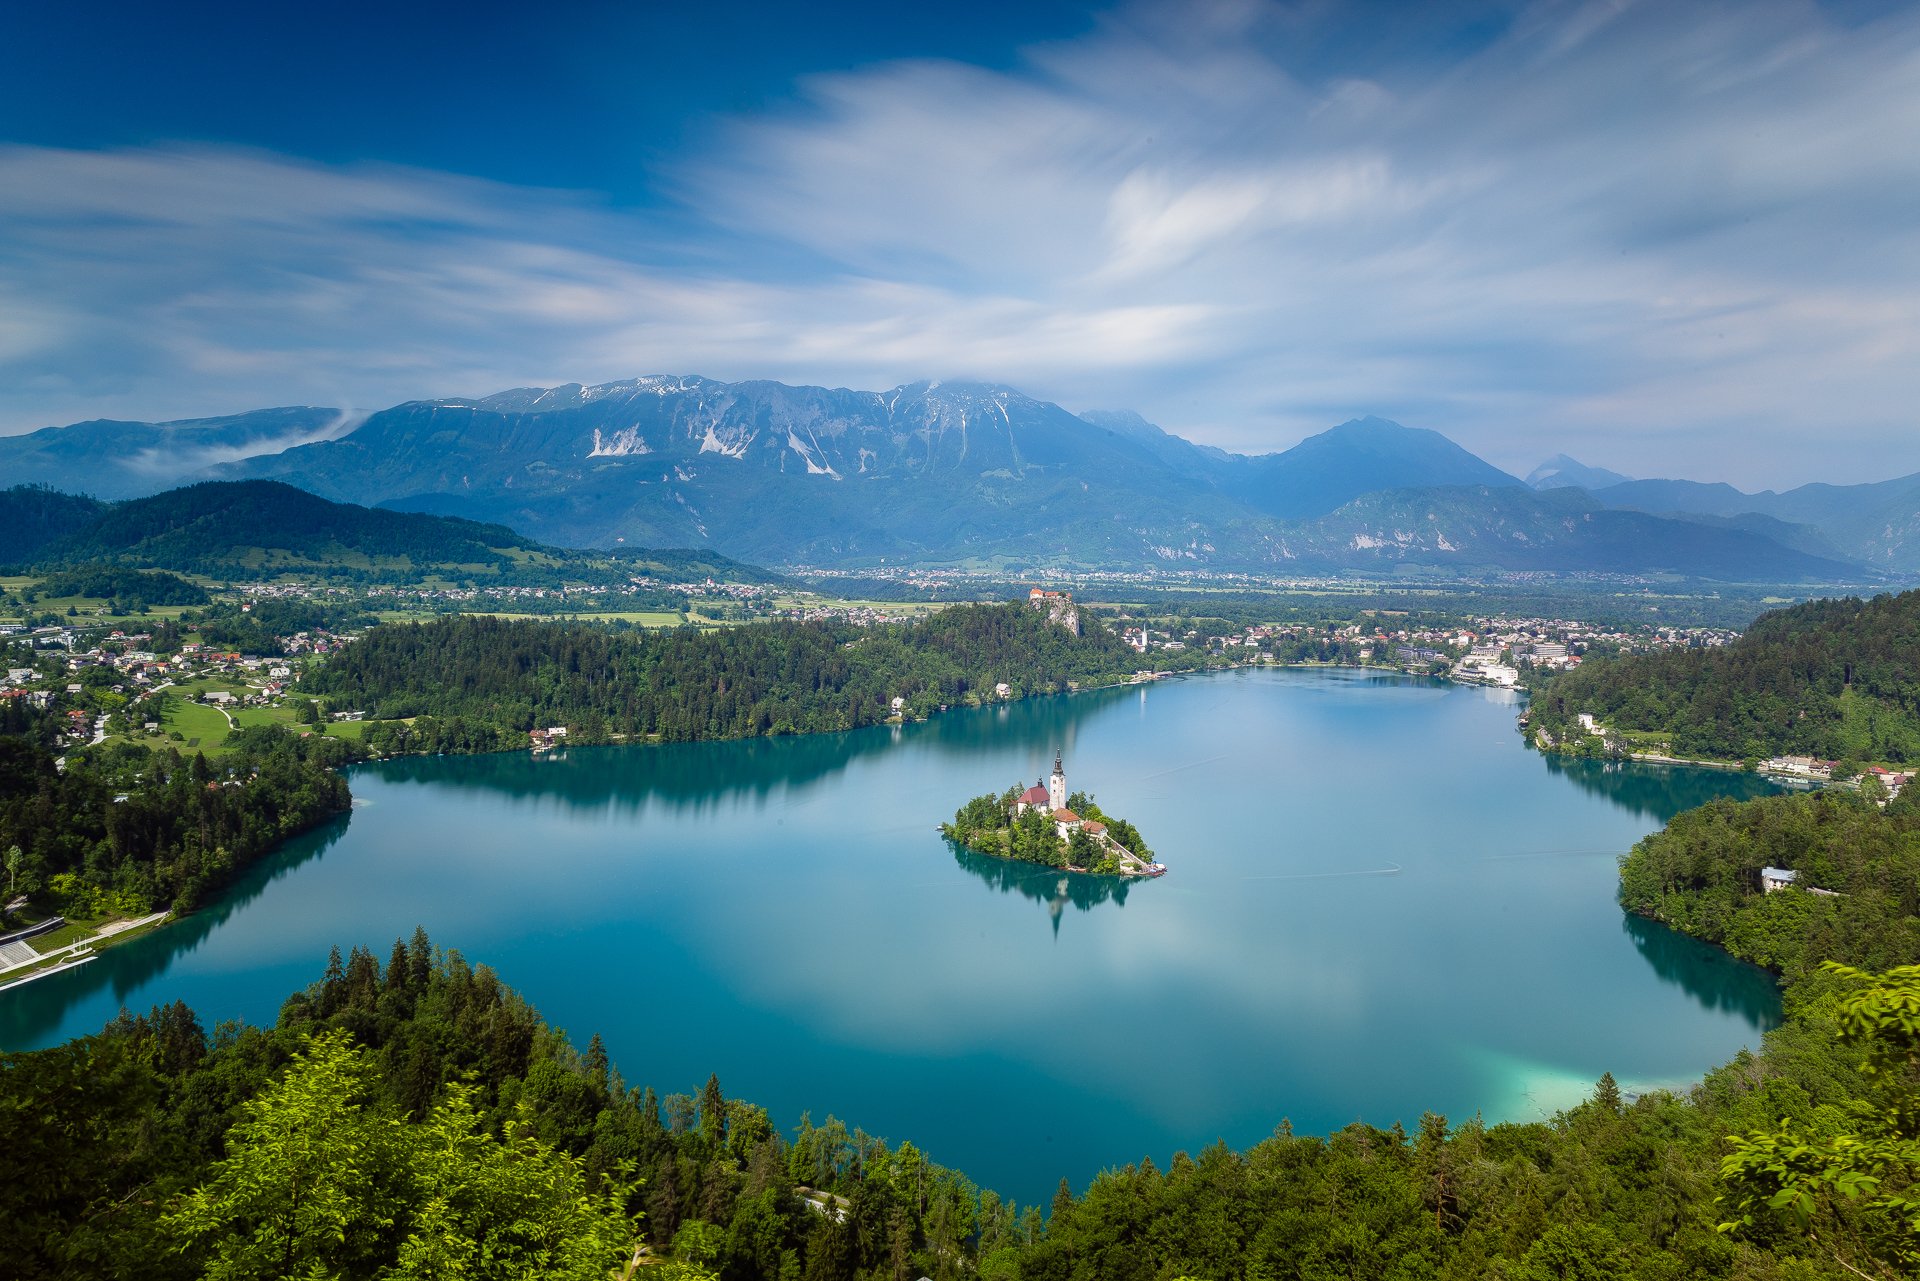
[1,374,1903,579]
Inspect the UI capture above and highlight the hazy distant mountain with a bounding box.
[0,407,355,499]
[1269,485,1861,579]
[1,373,1886,580]
[1526,454,1633,491]
[1594,473,1920,572]
[1226,416,1524,520]
[1076,408,1232,473]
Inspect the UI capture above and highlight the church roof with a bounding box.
[1019,785,1049,804]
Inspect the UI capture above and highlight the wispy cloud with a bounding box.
[2,0,1919,486]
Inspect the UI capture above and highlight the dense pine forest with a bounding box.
[0,932,1011,1280]
[1527,589,1920,763]
[7,856,1920,1281]
[304,602,1175,751]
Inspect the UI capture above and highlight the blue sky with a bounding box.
[2,0,1917,486]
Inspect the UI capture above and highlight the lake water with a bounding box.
[0,668,1782,1205]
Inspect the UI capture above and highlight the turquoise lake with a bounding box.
[0,668,1783,1205]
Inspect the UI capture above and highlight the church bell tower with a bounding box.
[1049,750,1067,812]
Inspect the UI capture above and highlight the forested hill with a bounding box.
[0,484,107,565]
[1529,588,1920,763]
[1619,789,1920,980]
[8,479,781,585]
[30,479,552,577]
[303,602,1169,748]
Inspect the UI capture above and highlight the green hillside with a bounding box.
[37,479,551,577]
[7,479,780,587]
[0,485,108,565]
[1529,588,1920,762]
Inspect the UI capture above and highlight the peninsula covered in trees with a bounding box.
[942,753,1161,877]
[303,600,1180,752]
[0,713,351,927]
[1527,588,1920,765]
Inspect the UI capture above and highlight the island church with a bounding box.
[1013,752,1104,842]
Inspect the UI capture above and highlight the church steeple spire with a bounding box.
[1048,749,1067,812]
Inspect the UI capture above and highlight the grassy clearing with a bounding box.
[161,700,232,752]
[25,915,108,954]
[321,720,368,741]
[231,705,302,730]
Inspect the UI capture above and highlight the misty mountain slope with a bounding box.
[1076,408,1234,474]
[1527,454,1632,490]
[0,406,352,500]
[1594,471,1920,571]
[1655,511,1853,563]
[1274,485,1862,579]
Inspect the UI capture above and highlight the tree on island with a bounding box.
[942,783,1153,874]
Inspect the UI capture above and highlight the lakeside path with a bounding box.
[0,912,171,993]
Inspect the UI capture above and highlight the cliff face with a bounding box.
[1031,593,1080,636]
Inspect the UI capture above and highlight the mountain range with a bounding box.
[0,375,1909,581]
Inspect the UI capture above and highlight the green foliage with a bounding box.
[0,724,352,918]
[0,484,106,567]
[309,603,1177,749]
[941,782,1152,873]
[189,597,374,656]
[37,480,548,579]
[1618,790,1920,984]
[1719,963,1920,1276]
[34,567,209,608]
[1531,589,1920,763]
[163,1029,414,1277]
[0,939,982,1281]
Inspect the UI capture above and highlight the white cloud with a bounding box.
[2,0,1919,488]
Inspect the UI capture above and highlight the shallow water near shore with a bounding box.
[0,668,1783,1204]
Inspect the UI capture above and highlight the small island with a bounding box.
[941,752,1165,877]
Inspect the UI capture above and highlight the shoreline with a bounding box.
[0,910,172,992]
[940,834,1160,881]
[9,659,1794,1166]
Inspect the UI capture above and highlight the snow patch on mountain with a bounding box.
[588,426,651,457]
[698,420,754,458]
[786,429,839,477]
